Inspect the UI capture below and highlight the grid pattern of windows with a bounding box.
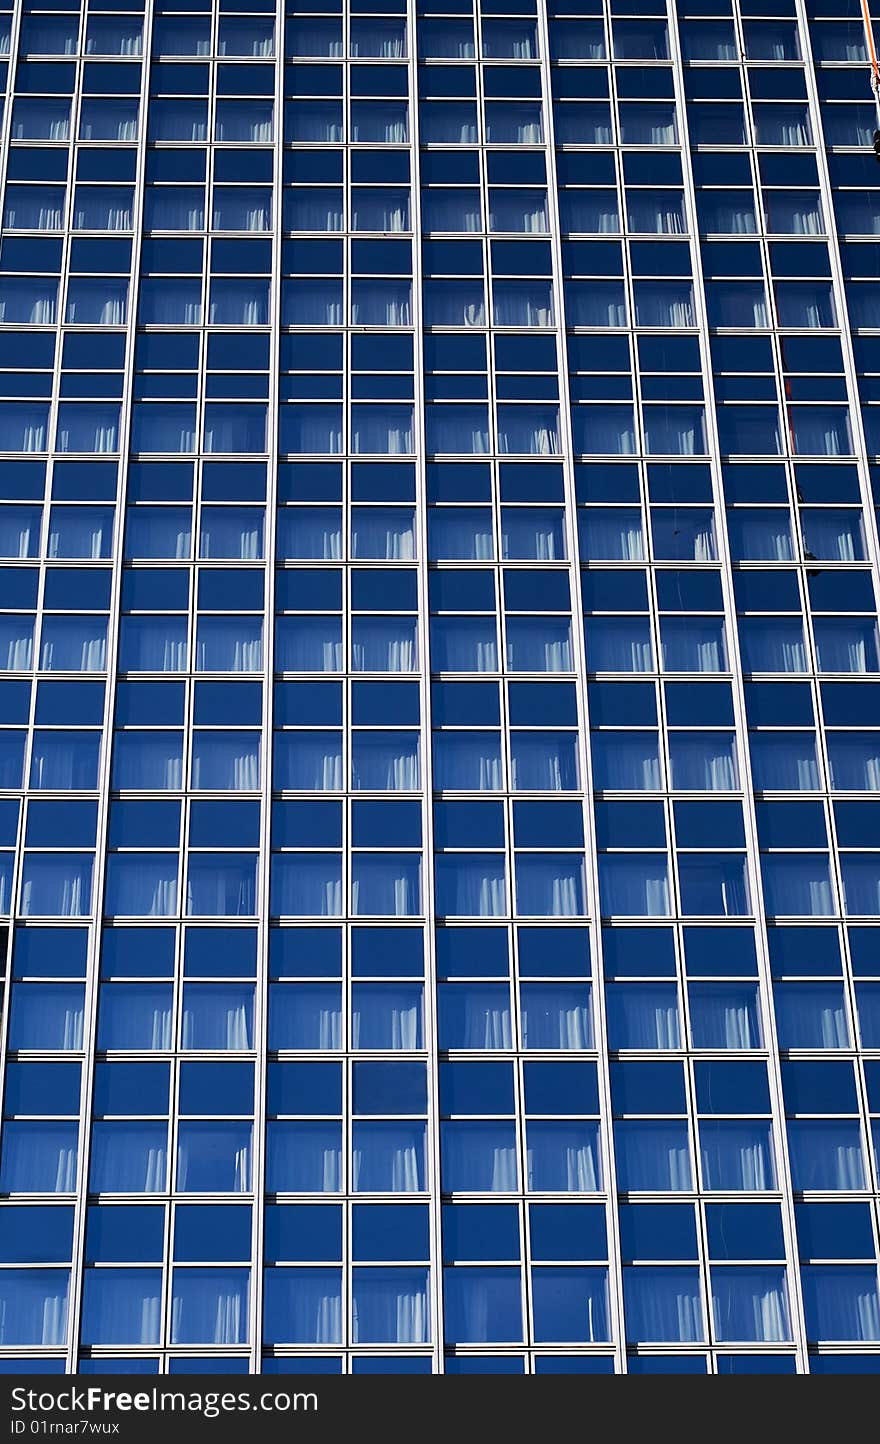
[0,0,879,1377]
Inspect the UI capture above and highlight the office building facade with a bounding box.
[0,0,879,1377]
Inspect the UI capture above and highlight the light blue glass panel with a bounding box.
[352,984,423,1049]
[585,618,653,672]
[774,983,849,1048]
[181,984,255,1049]
[623,1267,704,1342]
[443,1268,523,1343]
[97,984,173,1048]
[185,854,257,916]
[532,1267,610,1342]
[435,854,506,917]
[749,734,819,791]
[0,506,41,558]
[263,1269,342,1344]
[89,1122,168,1193]
[614,1123,693,1190]
[9,984,85,1049]
[276,509,342,560]
[0,1271,70,1346]
[761,856,835,916]
[515,855,586,917]
[505,618,573,672]
[266,1123,342,1192]
[440,1122,517,1191]
[191,732,261,790]
[1,1123,78,1193]
[352,1122,427,1192]
[0,732,26,787]
[438,983,512,1049]
[20,855,93,917]
[660,617,726,672]
[430,617,498,672]
[669,734,739,790]
[48,506,114,559]
[81,1270,161,1345]
[351,617,418,672]
[351,1269,430,1343]
[801,1267,880,1342]
[274,732,342,790]
[711,1268,792,1343]
[195,617,263,672]
[599,856,670,916]
[176,1122,253,1192]
[39,617,107,672]
[270,856,343,917]
[119,617,188,672]
[699,1122,776,1190]
[427,509,493,561]
[592,732,662,790]
[352,854,422,916]
[678,855,750,917]
[112,733,184,790]
[170,1269,250,1344]
[433,733,502,791]
[526,1122,602,1191]
[828,736,880,791]
[520,984,592,1049]
[577,509,644,561]
[606,985,681,1049]
[105,855,179,917]
[688,984,762,1049]
[268,984,342,1048]
[787,1122,866,1191]
[510,732,578,791]
[275,618,343,672]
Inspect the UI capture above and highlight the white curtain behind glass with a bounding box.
[171,1271,248,1345]
[520,985,592,1049]
[182,986,253,1049]
[787,1121,865,1190]
[0,1122,78,1192]
[510,732,577,791]
[274,732,342,790]
[669,734,738,790]
[266,1122,341,1192]
[699,1122,775,1190]
[592,733,662,790]
[607,985,681,1049]
[9,985,85,1049]
[89,1122,168,1193]
[615,1122,692,1189]
[801,1267,880,1342]
[352,1272,429,1345]
[624,1268,704,1343]
[688,985,762,1049]
[526,1121,601,1191]
[0,1273,70,1346]
[352,985,422,1049]
[0,618,34,670]
[440,984,512,1048]
[440,1122,517,1191]
[352,1123,426,1192]
[191,734,260,790]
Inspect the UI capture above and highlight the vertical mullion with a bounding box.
[406,0,445,1374]
[667,0,809,1372]
[66,0,157,1373]
[247,0,286,1377]
[536,0,626,1374]
[0,0,33,1192]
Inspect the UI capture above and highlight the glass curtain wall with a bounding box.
[0,0,878,1377]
